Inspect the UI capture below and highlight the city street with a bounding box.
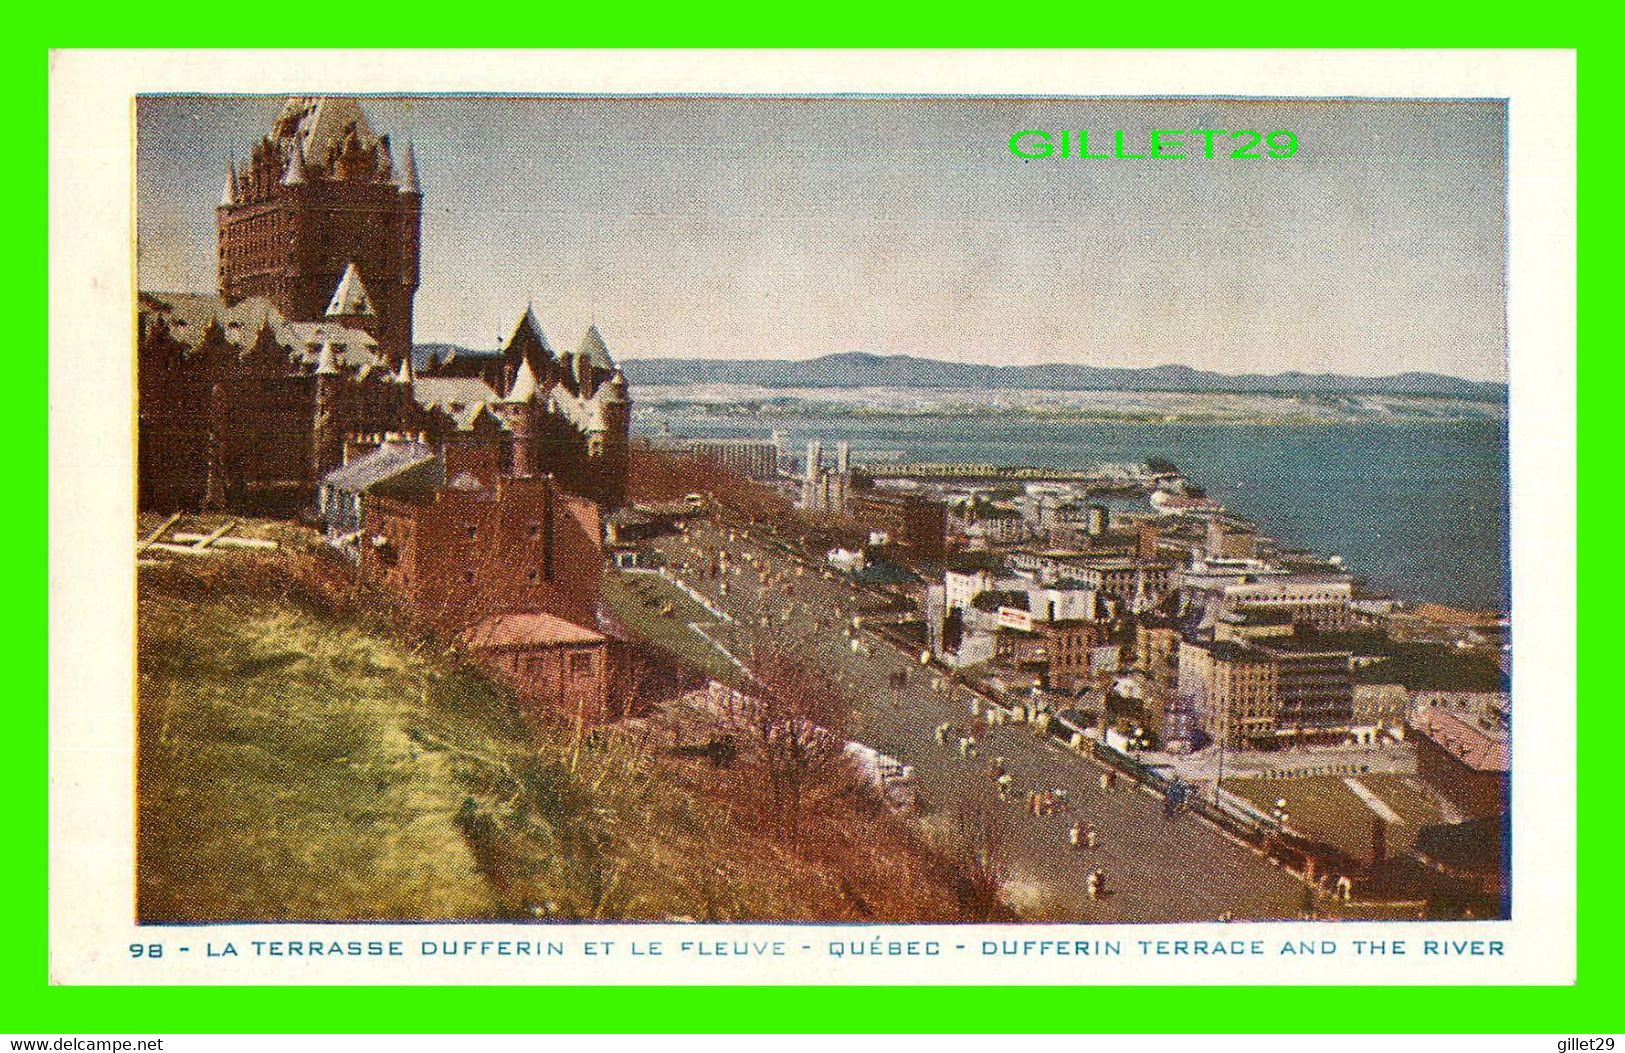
[646,517,1312,923]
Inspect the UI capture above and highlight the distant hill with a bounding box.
[610,352,1507,400]
[412,346,1506,400]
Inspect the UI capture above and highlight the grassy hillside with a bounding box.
[137,524,968,922]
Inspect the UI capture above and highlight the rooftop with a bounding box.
[412,376,501,412]
[321,440,436,493]
[1184,638,1273,664]
[971,589,1029,613]
[460,611,607,650]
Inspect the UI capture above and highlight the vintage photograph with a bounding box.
[132,93,1510,926]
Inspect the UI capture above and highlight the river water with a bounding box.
[635,394,1509,612]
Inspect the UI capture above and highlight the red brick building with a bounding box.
[359,463,604,631]
[459,611,615,726]
[996,617,1106,689]
[850,490,948,561]
[137,293,441,514]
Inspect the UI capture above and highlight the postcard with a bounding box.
[47,49,1576,985]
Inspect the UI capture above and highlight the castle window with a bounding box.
[570,653,595,677]
[527,569,539,583]
[466,525,478,540]
[463,571,475,584]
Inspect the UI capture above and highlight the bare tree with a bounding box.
[717,635,856,846]
[951,786,1012,921]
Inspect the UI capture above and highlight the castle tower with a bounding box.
[312,342,344,480]
[503,356,541,479]
[595,368,631,508]
[217,97,421,365]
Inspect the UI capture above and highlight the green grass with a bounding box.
[137,533,967,922]
[601,568,745,687]
[139,568,531,921]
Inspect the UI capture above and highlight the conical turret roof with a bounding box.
[314,342,341,376]
[507,305,551,358]
[504,356,541,403]
[221,162,237,207]
[577,323,615,371]
[325,263,375,318]
[281,142,308,186]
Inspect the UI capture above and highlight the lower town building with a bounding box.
[1411,814,1509,902]
[799,439,851,514]
[459,611,616,725]
[951,504,1029,546]
[1175,631,1359,748]
[850,489,948,561]
[1205,517,1259,560]
[1068,556,1173,609]
[1408,692,1510,773]
[943,556,999,610]
[1134,617,1181,689]
[1213,607,1297,643]
[662,436,781,480]
[1352,682,1410,735]
[994,617,1105,690]
[1251,637,1356,736]
[1177,638,1280,750]
[1224,574,1354,629]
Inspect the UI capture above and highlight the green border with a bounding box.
[32,24,1596,1034]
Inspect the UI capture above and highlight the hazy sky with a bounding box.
[137,96,1507,380]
